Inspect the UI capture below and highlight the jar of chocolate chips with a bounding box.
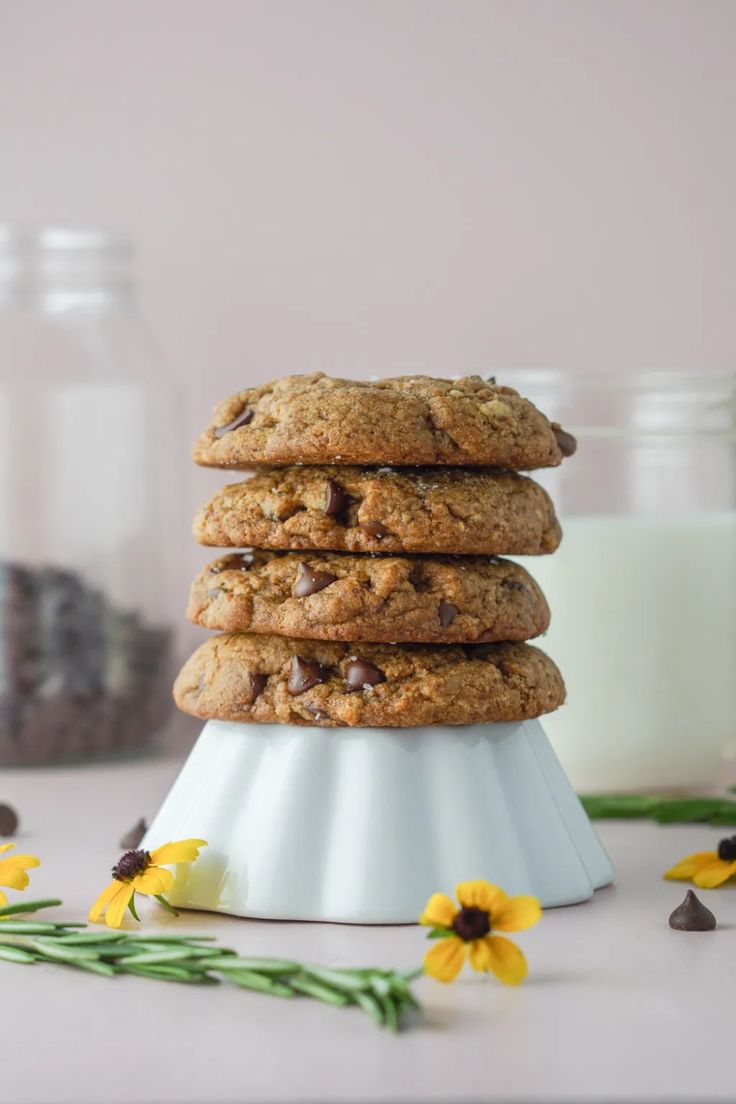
[0,228,180,764]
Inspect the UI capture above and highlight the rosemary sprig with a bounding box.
[0,899,421,1032]
[580,793,736,825]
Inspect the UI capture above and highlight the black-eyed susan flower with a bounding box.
[89,839,206,928]
[420,879,541,985]
[665,835,736,889]
[0,843,40,907]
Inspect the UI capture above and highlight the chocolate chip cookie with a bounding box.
[193,466,561,556]
[189,551,550,643]
[173,634,565,728]
[192,373,576,470]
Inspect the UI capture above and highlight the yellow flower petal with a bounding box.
[664,852,717,881]
[492,895,542,932]
[149,839,207,866]
[132,867,174,896]
[0,889,6,907]
[423,936,466,983]
[468,936,494,972]
[104,883,135,929]
[484,935,528,986]
[0,854,40,891]
[419,892,458,929]
[693,860,736,889]
[456,880,506,913]
[0,843,15,854]
[89,880,124,923]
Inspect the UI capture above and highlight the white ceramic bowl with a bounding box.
[145,719,613,923]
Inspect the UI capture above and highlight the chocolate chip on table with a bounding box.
[214,406,254,439]
[293,563,337,598]
[553,424,577,458]
[249,673,268,701]
[119,817,147,849]
[438,600,459,627]
[323,479,350,518]
[669,890,716,931]
[288,656,329,695]
[361,521,391,540]
[0,803,19,837]
[344,658,386,693]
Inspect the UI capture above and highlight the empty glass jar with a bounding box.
[0,228,179,764]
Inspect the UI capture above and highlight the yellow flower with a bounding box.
[665,834,736,889]
[419,879,541,985]
[89,839,206,928]
[0,843,40,908]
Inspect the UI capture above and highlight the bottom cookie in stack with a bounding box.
[173,633,565,728]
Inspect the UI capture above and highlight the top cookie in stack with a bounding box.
[174,374,573,729]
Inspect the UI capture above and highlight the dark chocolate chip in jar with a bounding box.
[293,563,337,598]
[323,479,350,519]
[214,406,254,439]
[361,521,391,540]
[288,656,329,695]
[553,424,577,458]
[0,803,18,837]
[438,600,459,627]
[344,658,386,693]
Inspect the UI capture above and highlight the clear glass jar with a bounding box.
[0,228,179,765]
[502,370,736,792]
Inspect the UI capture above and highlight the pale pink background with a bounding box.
[2,0,734,633]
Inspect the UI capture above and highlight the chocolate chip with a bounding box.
[249,673,268,701]
[0,803,18,836]
[344,659,386,693]
[669,890,716,931]
[294,563,337,598]
[361,521,391,540]
[288,655,329,695]
[210,553,253,574]
[553,424,577,458]
[324,479,350,518]
[214,406,254,439]
[501,578,528,593]
[438,600,459,627]
[408,566,431,593]
[119,817,147,849]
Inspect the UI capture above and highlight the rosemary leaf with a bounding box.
[354,989,384,1026]
[0,945,36,963]
[223,969,295,997]
[0,899,63,918]
[301,964,369,992]
[289,974,351,1006]
[200,955,300,974]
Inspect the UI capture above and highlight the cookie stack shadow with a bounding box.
[156,374,613,919]
[175,375,572,729]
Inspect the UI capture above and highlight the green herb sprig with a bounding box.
[0,899,420,1031]
[580,792,736,826]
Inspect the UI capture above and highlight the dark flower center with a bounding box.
[717,836,736,862]
[453,906,491,942]
[112,849,150,882]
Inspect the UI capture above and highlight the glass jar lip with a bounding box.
[491,367,736,392]
[0,225,133,293]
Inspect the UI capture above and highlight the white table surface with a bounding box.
[2,753,735,1104]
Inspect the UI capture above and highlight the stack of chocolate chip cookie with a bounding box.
[174,374,574,729]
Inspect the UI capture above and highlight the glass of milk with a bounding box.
[502,370,736,793]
